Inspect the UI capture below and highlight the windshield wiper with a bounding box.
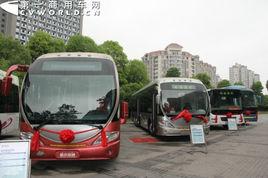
[34,113,104,131]
[33,112,80,130]
[60,119,104,129]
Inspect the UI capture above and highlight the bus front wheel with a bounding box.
[134,117,140,127]
[148,119,156,136]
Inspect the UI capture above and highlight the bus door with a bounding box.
[242,91,258,122]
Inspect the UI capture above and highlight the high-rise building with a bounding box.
[229,63,260,88]
[0,0,17,37]
[142,43,219,87]
[16,0,83,43]
[254,74,260,82]
[142,43,187,81]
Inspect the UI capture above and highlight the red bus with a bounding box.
[1,53,128,160]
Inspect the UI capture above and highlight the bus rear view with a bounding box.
[18,53,125,160]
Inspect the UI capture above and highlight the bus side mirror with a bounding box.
[120,101,128,124]
[1,76,13,96]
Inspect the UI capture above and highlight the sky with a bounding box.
[83,0,268,93]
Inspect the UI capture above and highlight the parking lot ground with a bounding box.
[2,114,268,178]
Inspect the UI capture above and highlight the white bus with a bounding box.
[0,69,20,136]
[130,78,210,136]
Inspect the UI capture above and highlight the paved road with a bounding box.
[1,114,268,178]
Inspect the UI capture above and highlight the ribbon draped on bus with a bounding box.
[31,128,107,152]
[171,109,208,123]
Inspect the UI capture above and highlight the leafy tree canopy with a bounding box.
[193,73,212,89]
[217,79,231,88]
[99,40,129,85]
[66,34,98,52]
[120,83,143,101]
[125,60,149,85]
[99,40,128,69]
[0,34,31,66]
[234,81,244,86]
[166,67,181,77]
[51,38,65,52]
[251,81,263,96]
[26,30,57,61]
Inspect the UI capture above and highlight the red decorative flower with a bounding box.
[245,110,251,116]
[59,129,75,143]
[226,112,233,118]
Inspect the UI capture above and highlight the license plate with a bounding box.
[55,151,80,159]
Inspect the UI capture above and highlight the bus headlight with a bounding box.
[20,132,33,140]
[159,117,175,128]
[92,131,120,146]
[165,122,175,128]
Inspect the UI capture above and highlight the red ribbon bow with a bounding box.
[226,112,233,118]
[172,109,192,123]
[245,110,251,116]
[196,115,208,123]
[59,129,75,144]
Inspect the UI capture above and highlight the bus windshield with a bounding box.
[241,91,257,108]
[22,58,117,124]
[160,82,208,116]
[210,90,242,111]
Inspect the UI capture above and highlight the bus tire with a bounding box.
[223,125,228,130]
[148,119,156,136]
[134,117,140,127]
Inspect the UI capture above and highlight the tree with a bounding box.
[26,31,56,61]
[0,59,11,71]
[263,95,268,106]
[217,79,231,88]
[251,81,263,96]
[120,83,143,101]
[234,81,244,86]
[266,80,268,91]
[125,60,149,85]
[193,73,212,89]
[99,40,129,85]
[66,34,99,52]
[51,38,65,52]
[165,67,180,77]
[120,60,149,101]
[0,34,31,66]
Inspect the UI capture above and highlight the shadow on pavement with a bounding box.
[31,159,117,176]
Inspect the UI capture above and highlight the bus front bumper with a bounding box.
[30,140,120,160]
[156,125,209,136]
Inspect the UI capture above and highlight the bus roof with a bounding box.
[222,85,254,92]
[132,77,204,96]
[36,52,114,62]
[156,78,203,85]
[0,69,19,86]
